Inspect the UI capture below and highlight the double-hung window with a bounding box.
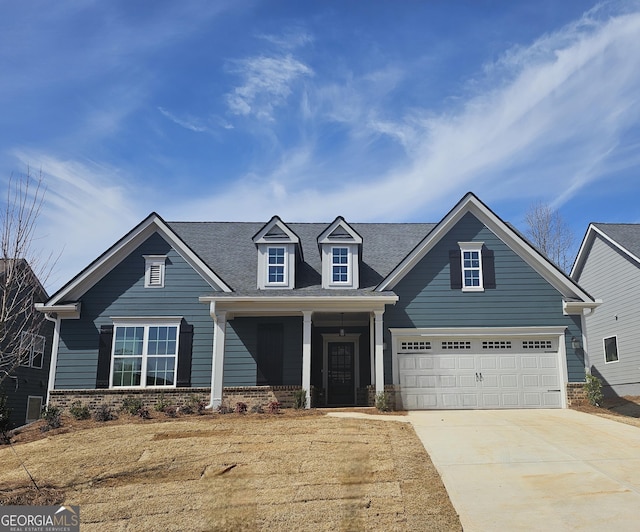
[267,247,286,284]
[111,322,179,387]
[19,332,45,369]
[459,242,484,292]
[332,247,349,283]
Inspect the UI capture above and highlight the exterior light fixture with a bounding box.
[571,337,583,350]
[339,313,345,337]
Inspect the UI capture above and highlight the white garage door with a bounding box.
[398,336,562,409]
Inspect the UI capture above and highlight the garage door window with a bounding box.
[604,336,619,363]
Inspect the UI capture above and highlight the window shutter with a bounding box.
[449,250,462,289]
[176,321,194,387]
[96,325,114,389]
[482,248,496,289]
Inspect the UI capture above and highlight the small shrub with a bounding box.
[293,389,307,410]
[0,393,11,436]
[375,391,391,412]
[121,397,144,416]
[585,373,604,407]
[250,404,264,414]
[186,395,207,415]
[163,405,178,418]
[235,402,248,414]
[266,400,281,414]
[180,403,194,415]
[68,401,91,420]
[40,405,62,432]
[216,403,232,414]
[94,404,116,422]
[154,395,170,412]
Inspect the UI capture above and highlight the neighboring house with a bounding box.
[37,193,598,412]
[571,223,640,397]
[0,260,53,427]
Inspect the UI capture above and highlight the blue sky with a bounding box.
[2,1,640,291]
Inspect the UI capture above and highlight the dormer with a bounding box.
[318,217,362,289]
[252,216,300,289]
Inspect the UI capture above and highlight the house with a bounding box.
[36,193,598,412]
[0,259,54,428]
[571,223,640,397]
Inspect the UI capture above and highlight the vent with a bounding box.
[148,263,163,286]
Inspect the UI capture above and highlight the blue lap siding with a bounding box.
[384,212,584,383]
[224,317,303,386]
[54,232,215,389]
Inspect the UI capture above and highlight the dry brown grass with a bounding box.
[572,395,640,428]
[0,410,461,531]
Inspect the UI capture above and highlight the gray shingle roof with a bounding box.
[593,223,640,261]
[167,221,435,294]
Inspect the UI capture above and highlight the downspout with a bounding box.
[43,312,60,406]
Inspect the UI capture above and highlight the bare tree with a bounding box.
[524,202,575,273]
[0,170,54,387]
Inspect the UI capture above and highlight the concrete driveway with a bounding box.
[408,409,640,531]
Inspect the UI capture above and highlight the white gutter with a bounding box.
[42,312,61,406]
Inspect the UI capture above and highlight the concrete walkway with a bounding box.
[407,409,640,531]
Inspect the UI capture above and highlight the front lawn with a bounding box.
[0,410,461,531]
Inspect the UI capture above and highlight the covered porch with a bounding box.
[199,294,398,408]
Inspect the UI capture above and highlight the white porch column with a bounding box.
[369,313,375,384]
[302,310,312,409]
[374,310,385,396]
[208,309,227,409]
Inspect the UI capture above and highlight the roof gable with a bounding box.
[46,213,232,305]
[252,216,300,244]
[572,223,640,279]
[377,192,595,303]
[317,217,363,245]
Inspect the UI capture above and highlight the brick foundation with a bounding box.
[566,382,587,406]
[49,385,310,413]
[366,385,398,410]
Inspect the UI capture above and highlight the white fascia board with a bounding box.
[572,225,640,279]
[378,193,595,303]
[47,214,231,306]
[389,326,568,337]
[200,294,398,315]
[35,302,81,319]
[563,300,602,315]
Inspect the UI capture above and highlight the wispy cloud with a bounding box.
[226,54,314,121]
[12,151,144,290]
[181,5,640,221]
[158,107,207,132]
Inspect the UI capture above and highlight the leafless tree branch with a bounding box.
[524,202,575,273]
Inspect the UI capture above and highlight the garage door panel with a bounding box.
[398,335,563,410]
[500,374,518,387]
[459,356,475,370]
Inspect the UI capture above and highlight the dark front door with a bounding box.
[328,342,355,405]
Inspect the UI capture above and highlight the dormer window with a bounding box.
[332,247,349,283]
[144,255,167,288]
[318,217,362,289]
[253,216,301,290]
[268,247,286,284]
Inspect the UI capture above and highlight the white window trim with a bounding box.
[331,246,351,285]
[459,242,484,292]
[26,395,43,423]
[144,255,167,288]
[110,319,181,389]
[19,331,45,369]
[603,335,619,364]
[266,246,288,286]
